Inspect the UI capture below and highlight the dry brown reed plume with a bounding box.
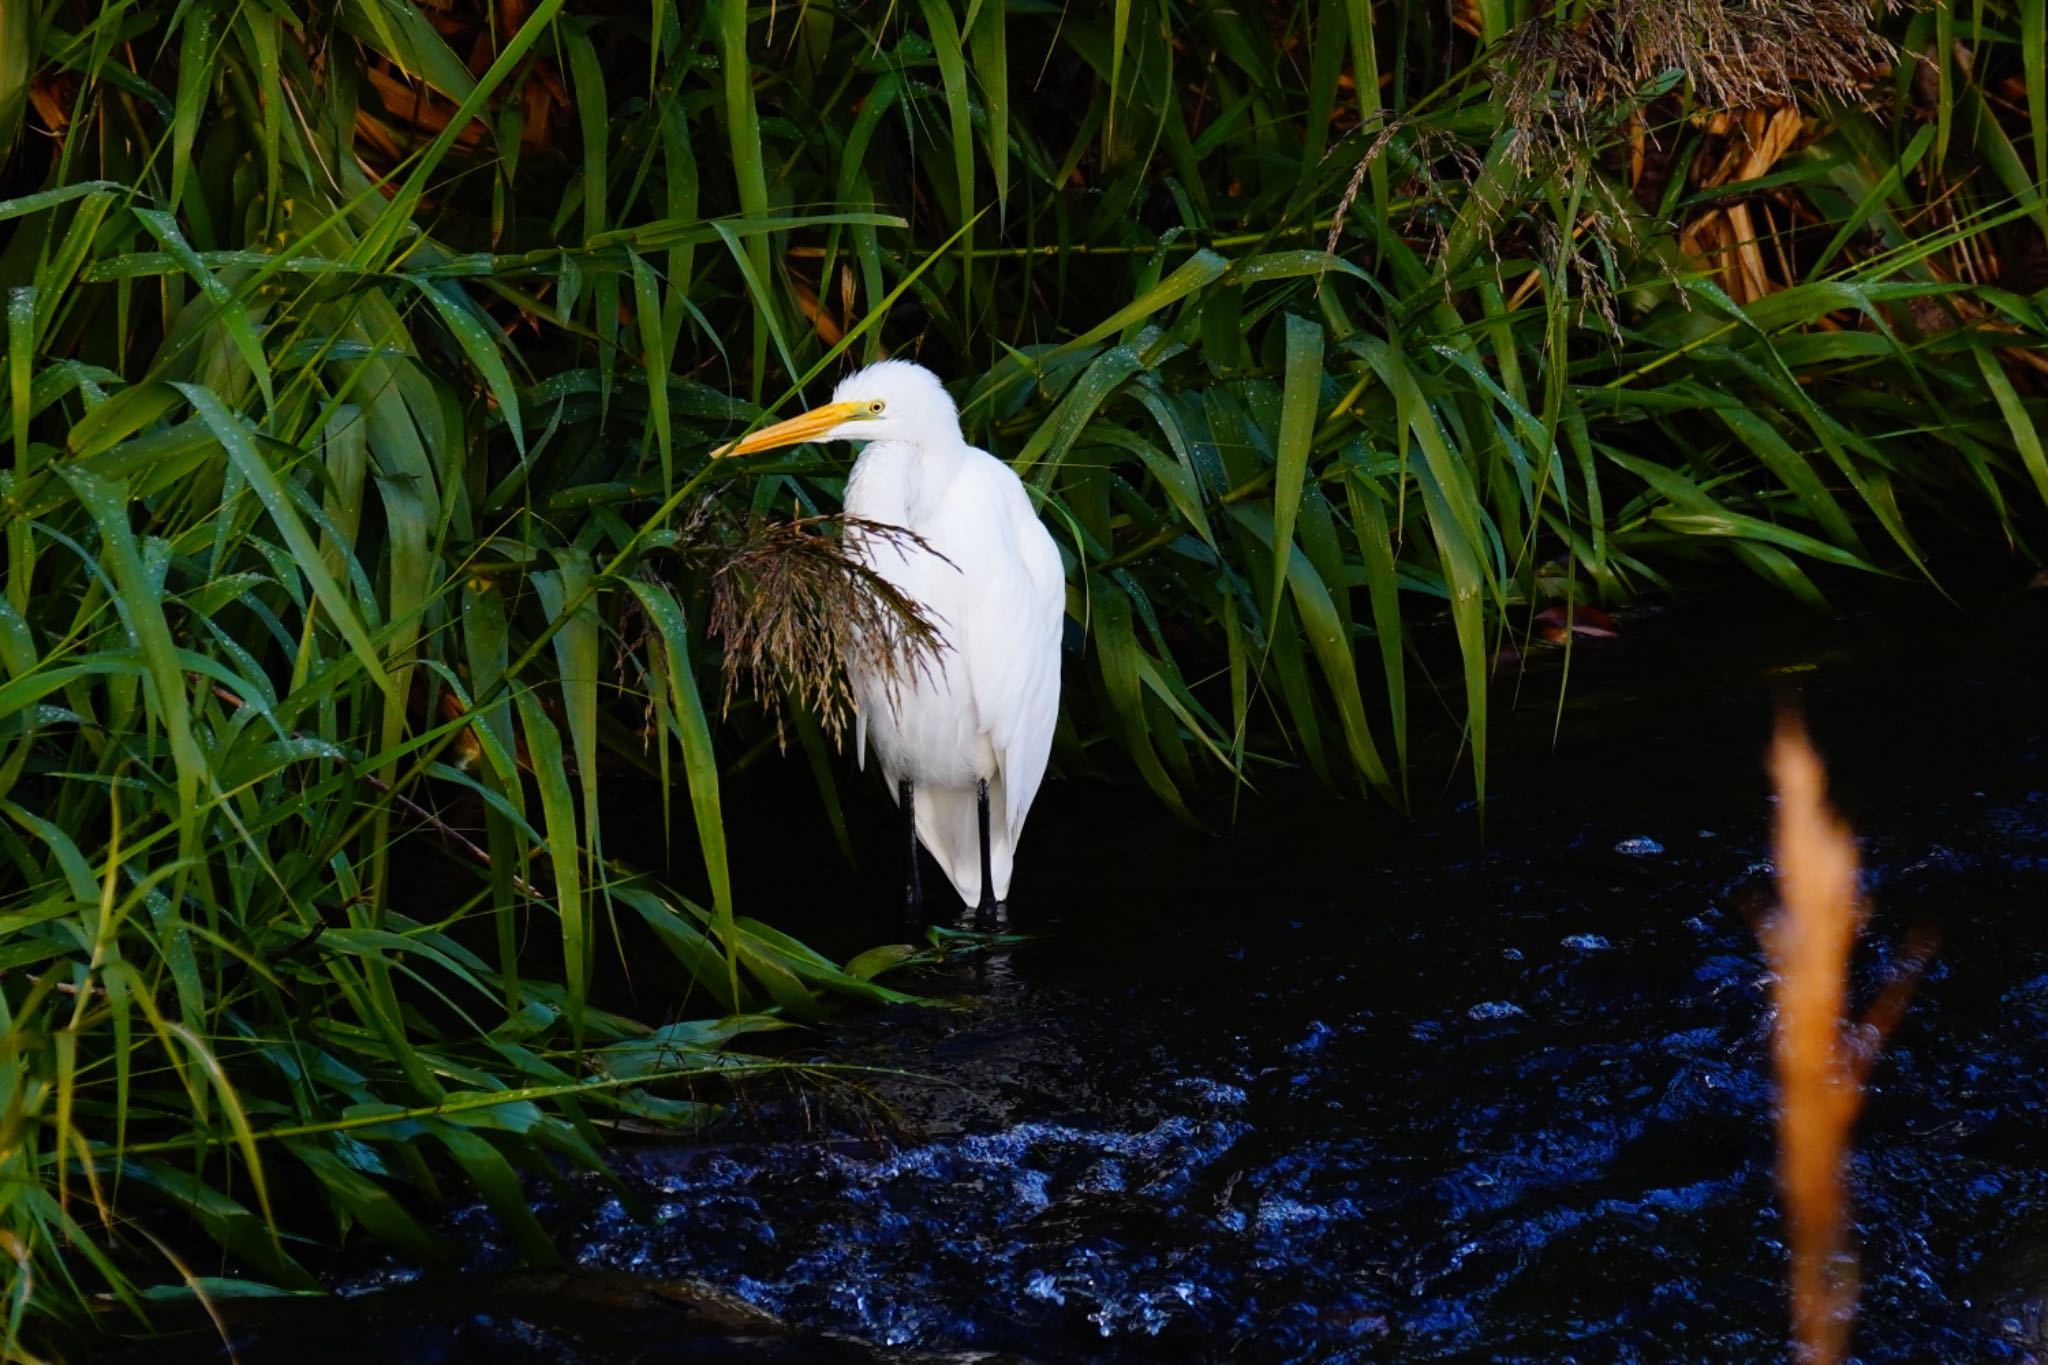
[1321,0,1896,318]
[1327,0,1891,324]
[1764,713,1935,1365]
[1496,0,1891,169]
[704,513,948,747]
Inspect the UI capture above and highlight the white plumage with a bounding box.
[715,360,1064,909]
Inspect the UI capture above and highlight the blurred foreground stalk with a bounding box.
[1765,715,1934,1363]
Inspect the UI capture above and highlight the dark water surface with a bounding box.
[248,590,2048,1361]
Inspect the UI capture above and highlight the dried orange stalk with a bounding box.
[1764,716,1938,1362]
[1764,714,1863,1365]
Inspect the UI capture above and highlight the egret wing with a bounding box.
[957,456,1065,841]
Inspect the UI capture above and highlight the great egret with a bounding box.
[715,361,1065,917]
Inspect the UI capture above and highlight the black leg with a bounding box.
[899,779,923,920]
[975,778,999,927]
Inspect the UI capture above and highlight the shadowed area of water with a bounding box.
[216,588,2048,1361]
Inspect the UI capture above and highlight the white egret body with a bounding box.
[716,361,1064,910]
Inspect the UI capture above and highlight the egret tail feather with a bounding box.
[912,774,1014,907]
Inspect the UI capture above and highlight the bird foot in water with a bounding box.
[970,899,1006,933]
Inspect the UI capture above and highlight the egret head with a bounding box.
[713,360,961,458]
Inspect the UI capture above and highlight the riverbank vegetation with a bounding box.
[0,0,2041,1350]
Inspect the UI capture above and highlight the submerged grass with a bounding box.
[0,0,2039,1351]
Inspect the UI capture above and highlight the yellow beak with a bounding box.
[711,400,870,458]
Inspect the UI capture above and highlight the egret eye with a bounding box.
[867,400,886,415]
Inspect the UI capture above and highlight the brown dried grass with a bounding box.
[1497,0,1890,165]
[1477,0,1896,309]
[704,514,948,747]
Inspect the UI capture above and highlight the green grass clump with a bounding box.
[0,0,2042,1351]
